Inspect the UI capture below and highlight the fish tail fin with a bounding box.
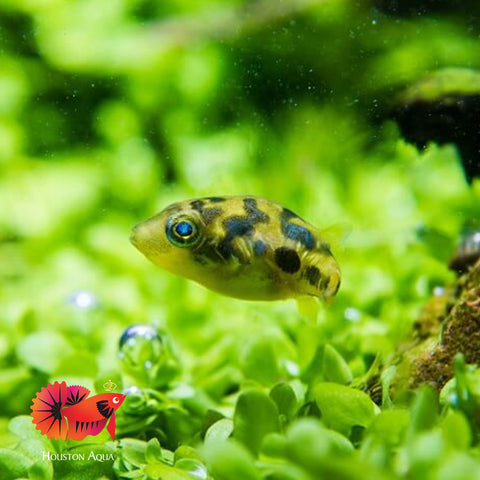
[30,381,69,440]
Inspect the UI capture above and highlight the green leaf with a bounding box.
[51,443,116,480]
[175,458,208,479]
[286,418,353,461]
[241,338,280,385]
[174,445,203,463]
[261,433,286,458]
[8,416,53,462]
[284,419,355,477]
[145,437,163,464]
[441,411,471,450]
[145,460,206,480]
[16,331,73,373]
[407,386,438,437]
[402,430,445,475]
[118,439,147,469]
[313,382,378,435]
[202,440,260,480]
[435,452,480,480]
[322,344,353,385]
[205,418,234,444]
[233,389,280,455]
[0,448,31,479]
[365,409,410,446]
[28,460,53,480]
[269,383,298,424]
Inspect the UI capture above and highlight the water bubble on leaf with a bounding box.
[67,291,99,310]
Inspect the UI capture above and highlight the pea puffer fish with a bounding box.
[31,381,125,441]
[130,196,341,302]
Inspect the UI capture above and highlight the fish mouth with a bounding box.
[130,225,140,247]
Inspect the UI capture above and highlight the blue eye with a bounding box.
[175,221,193,237]
[166,216,199,247]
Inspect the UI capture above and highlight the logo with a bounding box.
[30,381,125,441]
[103,379,117,392]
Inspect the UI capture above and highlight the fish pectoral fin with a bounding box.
[296,296,319,323]
[97,399,114,418]
[230,237,253,265]
[106,413,116,441]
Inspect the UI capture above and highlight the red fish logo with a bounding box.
[30,382,125,441]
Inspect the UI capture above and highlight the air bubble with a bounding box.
[67,291,99,310]
[119,324,180,387]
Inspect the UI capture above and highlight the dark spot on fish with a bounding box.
[284,223,315,249]
[281,208,315,249]
[190,200,205,212]
[282,208,300,221]
[225,217,255,237]
[218,218,254,259]
[205,196,226,203]
[319,243,332,256]
[253,240,267,256]
[193,241,226,264]
[201,207,222,224]
[244,198,269,223]
[217,242,234,260]
[192,254,208,265]
[190,200,222,224]
[217,198,269,260]
[320,275,329,291]
[303,265,321,287]
[332,278,341,296]
[275,247,301,273]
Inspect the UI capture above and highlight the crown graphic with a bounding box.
[103,379,117,392]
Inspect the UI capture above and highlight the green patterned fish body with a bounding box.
[131,196,340,302]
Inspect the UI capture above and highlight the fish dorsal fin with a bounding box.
[320,222,351,253]
[97,399,114,418]
[65,385,91,406]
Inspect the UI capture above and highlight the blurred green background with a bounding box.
[1,1,480,479]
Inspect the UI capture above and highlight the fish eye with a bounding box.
[166,216,199,247]
[112,396,119,404]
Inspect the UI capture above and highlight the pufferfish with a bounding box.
[130,196,341,304]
